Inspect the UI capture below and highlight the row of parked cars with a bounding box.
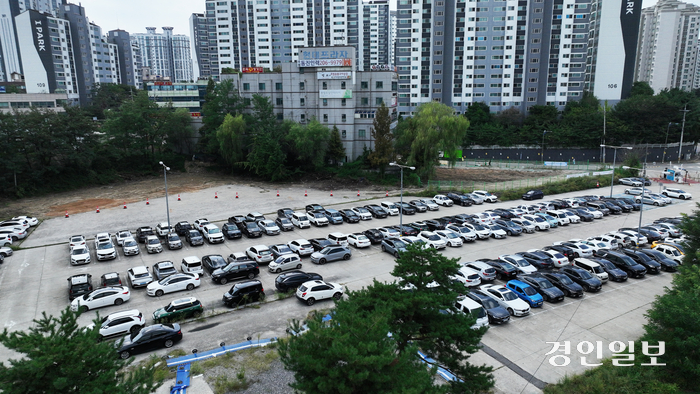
[438,216,686,327]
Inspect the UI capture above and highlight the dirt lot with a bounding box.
[0,162,563,220]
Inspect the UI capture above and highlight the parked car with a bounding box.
[201,224,225,244]
[174,221,193,236]
[311,246,352,265]
[465,292,510,324]
[363,229,384,244]
[185,229,204,246]
[70,286,130,312]
[379,201,400,215]
[268,254,302,273]
[620,249,661,274]
[662,188,692,200]
[144,235,163,254]
[347,233,371,248]
[571,258,609,282]
[407,200,429,212]
[351,207,372,221]
[340,209,361,223]
[275,271,323,293]
[222,223,242,239]
[127,266,153,288]
[589,257,628,282]
[287,239,315,256]
[381,237,407,257]
[451,267,482,287]
[202,254,228,274]
[69,234,86,249]
[638,249,679,272]
[277,208,295,219]
[499,254,537,274]
[594,250,647,278]
[194,218,211,231]
[305,204,324,214]
[152,261,178,281]
[432,194,454,207]
[146,273,200,297]
[296,280,343,306]
[619,177,644,186]
[100,272,122,288]
[136,227,155,243]
[364,204,389,218]
[291,212,311,228]
[418,198,441,210]
[518,274,565,302]
[70,245,91,266]
[246,212,266,222]
[494,219,523,236]
[323,208,344,224]
[116,323,183,359]
[181,256,204,275]
[434,229,464,247]
[96,310,145,338]
[155,222,172,237]
[246,245,274,264]
[541,272,584,298]
[164,233,182,250]
[115,230,132,246]
[517,251,554,270]
[522,190,544,200]
[476,284,531,316]
[68,274,93,300]
[309,238,334,252]
[309,212,330,227]
[212,261,260,284]
[222,280,265,307]
[275,217,294,231]
[446,193,473,207]
[481,259,518,280]
[257,220,281,236]
[559,267,603,292]
[238,221,263,238]
[153,297,203,323]
[506,280,544,308]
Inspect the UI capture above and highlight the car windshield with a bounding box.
[299,242,312,248]
[356,235,369,241]
[72,248,88,255]
[210,256,226,265]
[523,286,537,296]
[189,231,200,237]
[502,291,517,301]
[481,298,499,309]
[147,239,159,245]
[578,270,593,279]
[394,240,407,248]
[97,242,112,250]
[259,250,271,256]
[246,223,258,229]
[208,228,220,234]
[445,232,458,239]
[355,208,368,213]
[521,220,532,226]
[71,236,83,242]
[168,234,178,241]
[124,239,137,247]
[510,258,528,267]
[559,276,574,284]
[552,252,565,259]
[133,270,150,279]
[314,213,324,218]
[600,261,615,270]
[538,279,553,289]
[279,218,291,224]
[426,234,440,241]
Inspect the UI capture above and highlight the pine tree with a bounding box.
[326,125,346,165]
[368,102,393,177]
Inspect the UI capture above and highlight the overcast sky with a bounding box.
[77,0,700,38]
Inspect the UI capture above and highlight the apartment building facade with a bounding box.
[132,27,194,82]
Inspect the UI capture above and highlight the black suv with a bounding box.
[185,229,204,246]
[305,204,324,214]
[362,229,384,244]
[277,208,294,219]
[237,221,263,238]
[364,204,388,219]
[174,221,193,236]
[221,223,242,239]
[136,226,155,243]
[310,238,334,251]
[211,261,260,285]
[275,271,323,292]
[522,190,544,200]
[446,193,473,207]
[202,254,228,274]
[68,274,93,300]
[516,251,554,269]
[595,250,647,278]
[340,209,361,223]
[620,249,661,274]
[222,280,265,307]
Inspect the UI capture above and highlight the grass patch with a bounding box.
[137,355,177,383]
[211,374,249,394]
[276,291,294,300]
[543,358,678,394]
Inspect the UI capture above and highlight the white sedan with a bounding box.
[146,273,200,297]
[432,194,453,207]
[662,188,692,200]
[70,246,91,266]
[378,227,401,238]
[472,190,498,203]
[347,233,371,248]
[537,249,570,267]
[477,284,530,316]
[498,254,537,274]
[418,231,447,249]
[649,193,672,205]
[69,235,86,249]
[451,267,482,287]
[434,229,463,247]
[12,216,38,226]
[351,207,373,221]
[487,224,507,239]
[418,198,440,211]
[257,220,281,235]
[521,215,551,231]
[115,230,133,246]
[511,218,536,233]
[70,286,131,312]
[445,225,477,242]
[624,187,652,196]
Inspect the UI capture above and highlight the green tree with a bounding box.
[0,307,159,394]
[287,118,330,170]
[279,301,438,394]
[199,79,244,153]
[246,130,287,181]
[403,102,470,178]
[326,125,346,165]
[216,113,247,169]
[630,81,655,97]
[86,83,139,119]
[368,102,393,176]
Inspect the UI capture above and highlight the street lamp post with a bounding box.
[389,162,415,232]
[678,104,689,162]
[159,161,171,234]
[541,130,550,163]
[600,145,633,198]
[623,165,654,242]
[662,122,676,164]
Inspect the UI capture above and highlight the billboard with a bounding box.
[370,65,396,71]
[16,11,56,93]
[299,47,354,68]
[319,90,353,99]
[317,71,352,80]
[242,67,264,73]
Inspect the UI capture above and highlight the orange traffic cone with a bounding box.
[304,190,307,197]
[330,190,333,197]
[235,192,239,199]
[65,211,69,218]
[357,190,360,196]
[596,181,600,188]
[96,206,100,213]
[215,192,218,199]
[123,202,127,209]
[277,190,280,197]
[146,198,149,205]
[177,194,181,201]
[386,191,389,197]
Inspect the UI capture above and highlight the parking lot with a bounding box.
[0,181,694,393]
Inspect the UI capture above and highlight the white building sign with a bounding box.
[317,71,352,80]
[319,90,353,99]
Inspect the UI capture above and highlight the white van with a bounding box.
[380,201,399,215]
[328,232,349,247]
[291,211,311,229]
[572,258,609,282]
[181,256,204,275]
[546,210,570,226]
[455,297,489,329]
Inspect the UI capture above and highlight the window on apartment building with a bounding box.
[323,114,328,122]
[361,81,368,89]
[259,83,266,90]
[299,81,305,90]
[358,129,366,138]
[361,97,369,105]
[243,83,250,91]
[341,98,347,106]
[342,114,347,122]
[322,82,328,90]
[276,98,283,105]
[376,97,383,105]
[323,99,328,106]
[300,98,305,106]
[341,130,347,138]
[376,81,383,89]
[275,82,283,90]
[341,82,346,89]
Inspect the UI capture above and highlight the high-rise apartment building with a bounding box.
[585,0,642,102]
[390,10,397,65]
[107,30,143,89]
[394,0,591,117]
[190,0,392,79]
[635,0,700,93]
[132,27,194,82]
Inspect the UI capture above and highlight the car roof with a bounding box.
[105,309,141,320]
[131,266,149,274]
[170,297,198,306]
[69,274,90,284]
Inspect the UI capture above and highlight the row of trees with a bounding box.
[463,83,700,148]
[0,90,194,196]
[278,244,493,393]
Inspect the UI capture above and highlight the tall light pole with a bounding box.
[663,122,676,164]
[541,130,550,163]
[390,162,415,232]
[600,144,632,198]
[159,161,171,234]
[623,165,650,241]
[678,104,689,162]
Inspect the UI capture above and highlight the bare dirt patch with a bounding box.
[0,162,563,220]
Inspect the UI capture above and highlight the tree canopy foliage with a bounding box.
[0,307,159,394]
[279,244,493,393]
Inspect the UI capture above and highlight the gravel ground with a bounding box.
[237,360,295,394]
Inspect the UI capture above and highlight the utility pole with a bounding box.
[678,104,689,162]
[602,103,606,163]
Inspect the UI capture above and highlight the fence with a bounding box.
[449,159,602,172]
[426,173,574,193]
